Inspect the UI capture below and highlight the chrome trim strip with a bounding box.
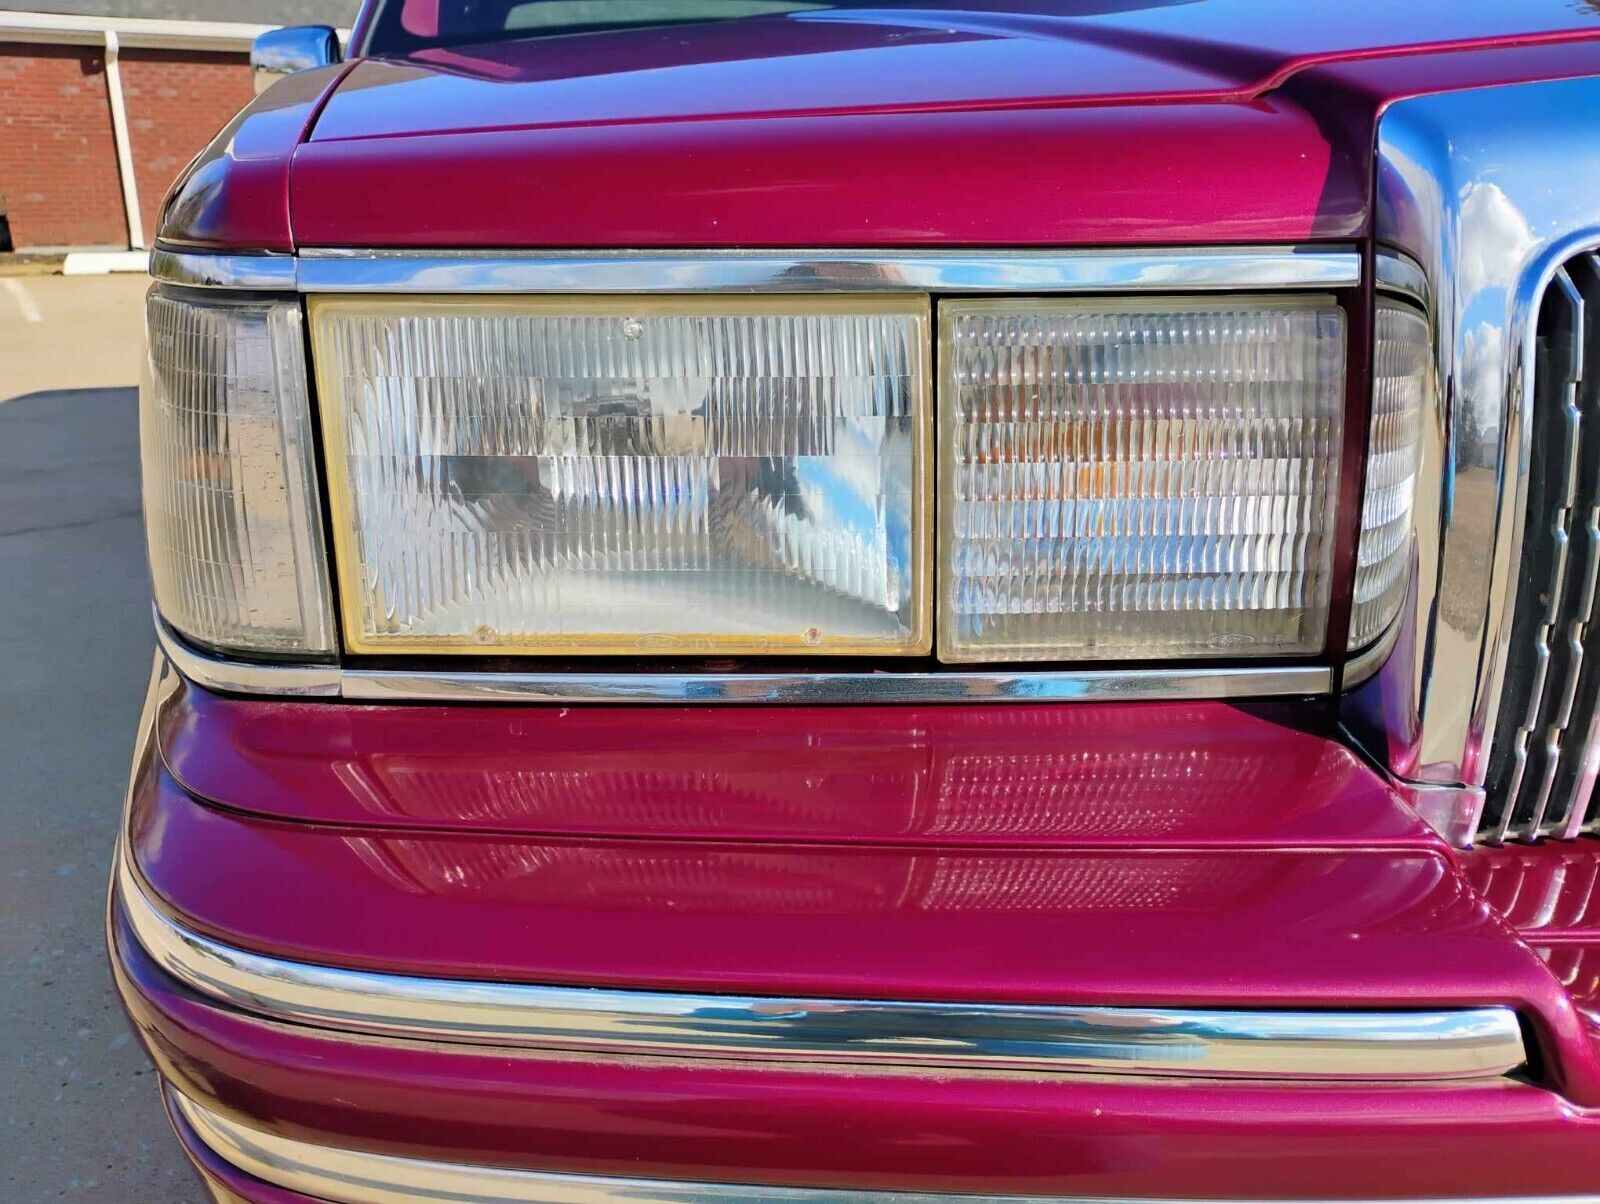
[339,664,1330,704]
[176,1090,1600,1204]
[157,614,1331,702]
[155,610,339,697]
[150,244,1361,294]
[122,854,1524,1082]
[295,245,1360,294]
[294,243,1356,292]
[1347,78,1600,811]
[1395,781,1489,852]
[150,247,296,290]
[127,653,168,804]
[1374,247,1429,310]
[1343,614,1404,690]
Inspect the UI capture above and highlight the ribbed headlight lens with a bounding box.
[310,295,932,656]
[1349,300,1428,650]
[939,297,1347,663]
[140,287,335,655]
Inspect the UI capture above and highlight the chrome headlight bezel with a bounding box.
[142,245,1377,699]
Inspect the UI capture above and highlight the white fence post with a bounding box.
[102,30,145,251]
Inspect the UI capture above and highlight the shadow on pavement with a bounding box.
[0,387,200,1198]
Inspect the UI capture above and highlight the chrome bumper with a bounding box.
[177,1089,1098,1203]
[172,1087,1600,1204]
[119,850,1526,1083]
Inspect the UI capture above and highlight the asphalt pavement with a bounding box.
[2,272,203,1198]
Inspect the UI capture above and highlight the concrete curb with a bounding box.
[62,251,151,276]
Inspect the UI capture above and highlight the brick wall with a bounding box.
[0,41,251,250]
[121,48,254,245]
[0,43,126,248]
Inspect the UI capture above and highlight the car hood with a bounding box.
[220,0,1600,249]
[316,0,1600,141]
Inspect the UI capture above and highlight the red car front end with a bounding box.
[112,2,1600,1199]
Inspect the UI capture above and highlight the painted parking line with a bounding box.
[3,277,44,324]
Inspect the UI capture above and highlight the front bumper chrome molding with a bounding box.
[119,852,1526,1083]
[172,1088,1600,1204]
[153,614,1334,705]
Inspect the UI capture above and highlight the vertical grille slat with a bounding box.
[1548,255,1600,839]
[1485,255,1600,843]
[1520,270,1588,840]
[1491,284,1579,841]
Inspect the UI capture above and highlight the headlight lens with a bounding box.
[938,297,1347,662]
[140,287,335,655]
[1349,299,1428,650]
[310,295,932,655]
[141,287,1372,668]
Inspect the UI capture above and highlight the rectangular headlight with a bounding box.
[141,287,335,655]
[311,295,932,656]
[939,297,1346,663]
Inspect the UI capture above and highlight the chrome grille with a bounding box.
[1484,255,1600,842]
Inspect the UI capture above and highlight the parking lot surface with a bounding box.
[2,272,201,1198]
